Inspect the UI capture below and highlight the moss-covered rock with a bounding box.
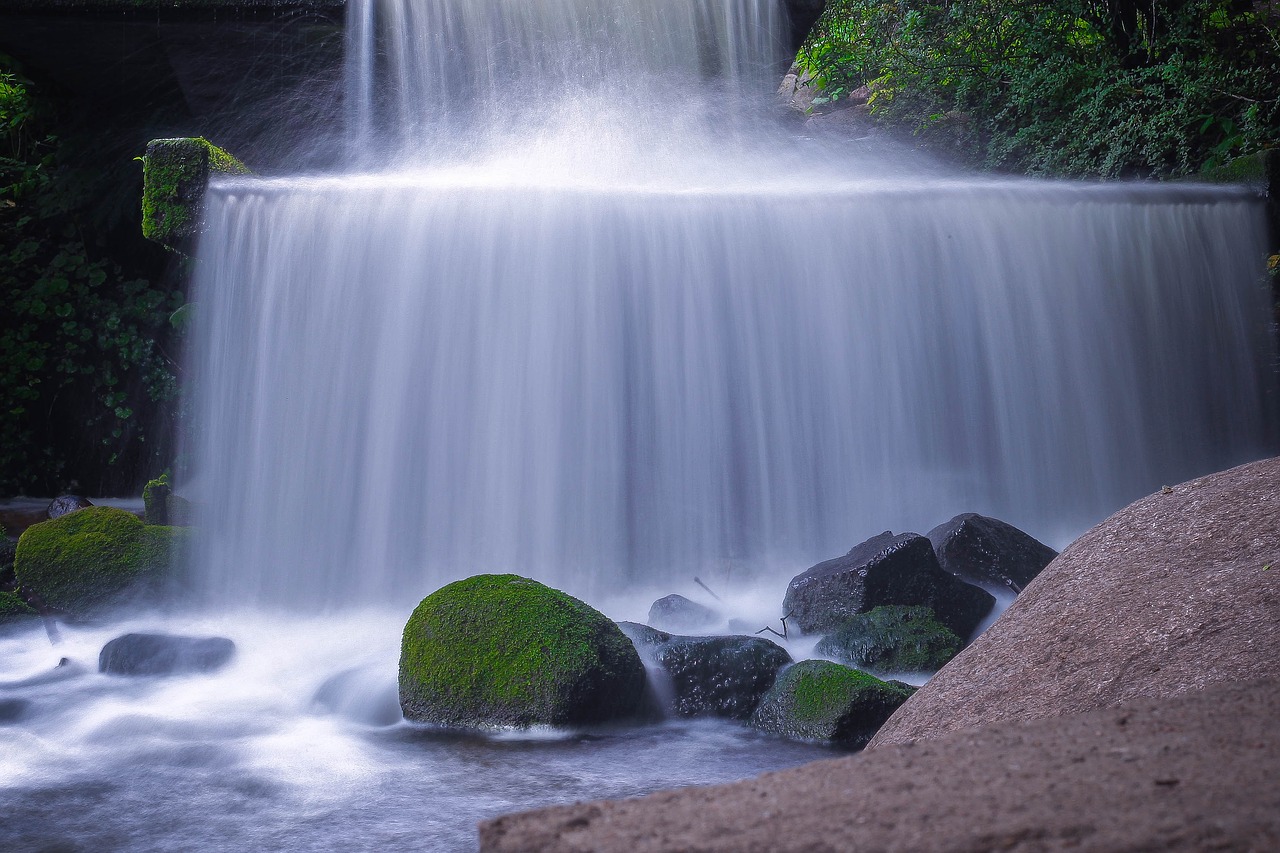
[141,137,248,252]
[750,660,914,747]
[143,473,193,526]
[399,574,647,728]
[14,506,187,616]
[815,605,962,674]
[0,589,37,621]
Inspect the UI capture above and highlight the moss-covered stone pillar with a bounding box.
[141,137,248,252]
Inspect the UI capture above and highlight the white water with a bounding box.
[189,166,1276,607]
[4,0,1278,848]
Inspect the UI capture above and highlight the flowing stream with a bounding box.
[3,0,1278,848]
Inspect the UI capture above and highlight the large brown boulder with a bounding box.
[869,455,1280,748]
[478,678,1280,852]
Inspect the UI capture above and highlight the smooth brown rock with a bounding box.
[870,455,1280,747]
[479,678,1280,852]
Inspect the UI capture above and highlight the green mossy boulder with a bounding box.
[750,660,915,747]
[141,137,248,252]
[14,506,187,616]
[399,574,647,728]
[815,605,962,674]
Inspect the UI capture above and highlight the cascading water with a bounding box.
[3,0,1277,849]
[185,0,1276,608]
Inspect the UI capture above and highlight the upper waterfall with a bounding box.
[345,0,792,159]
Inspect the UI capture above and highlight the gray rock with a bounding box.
[99,633,235,676]
[814,606,961,674]
[927,513,1056,593]
[871,456,1280,748]
[46,494,92,520]
[782,531,994,638]
[647,594,720,632]
[653,635,792,720]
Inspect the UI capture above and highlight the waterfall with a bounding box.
[186,0,1277,609]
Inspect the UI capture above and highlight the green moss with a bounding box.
[1196,150,1276,188]
[399,574,646,728]
[815,605,962,673]
[750,660,914,747]
[141,137,248,251]
[13,506,187,615]
[0,589,37,621]
[142,473,170,524]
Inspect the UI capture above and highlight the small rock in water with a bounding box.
[99,633,236,676]
[749,659,914,748]
[0,698,32,724]
[783,531,994,639]
[653,635,792,720]
[46,494,92,520]
[927,513,1057,594]
[313,667,403,726]
[815,606,961,674]
[647,594,720,632]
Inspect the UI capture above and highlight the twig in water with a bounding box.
[755,611,794,640]
[693,576,722,602]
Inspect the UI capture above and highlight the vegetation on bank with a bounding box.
[797,0,1280,178]
[1,58,181,495]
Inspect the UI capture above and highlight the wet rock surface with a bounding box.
[653,635,791,720]
[927,512,1056,593]
[99,633,235,676]
[46,494,92,520]
[814,605,961,673]
[872,456,1280,747]
[783,531,994,639]
[647,594,719,633]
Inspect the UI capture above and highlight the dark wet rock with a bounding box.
[927,513,1056,593]
[399,574,646,728]
[749,660,914,747]
[871,457,1280,748]
[617,621,671,652]
[46,494,92,520]
[782,531,994,639]
[815,606,961,674]
[99,632,236,676]
[0,698,31,724]
[647,594,720,633]
[142,473,194,526]
[653,635,792,720]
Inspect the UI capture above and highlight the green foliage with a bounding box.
[399,574,647,728]
[13,505,187,615]
[1,60,182,493]
[0,589,37,620]
[798,0,1280,178]
[815,605,962,672]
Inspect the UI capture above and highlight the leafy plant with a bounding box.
[1,61,182,494]
[797,0,1280,178]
